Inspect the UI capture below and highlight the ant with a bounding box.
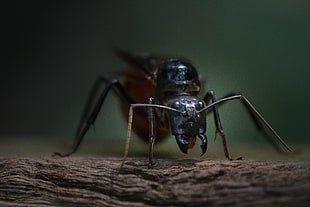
[54,51,292,168]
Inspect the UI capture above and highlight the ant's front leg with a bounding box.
[53,75,135,157]
[203,90,232,160]
[148,97,156,168]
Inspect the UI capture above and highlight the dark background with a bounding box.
[1,1,310,158]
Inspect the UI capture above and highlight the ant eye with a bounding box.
[198,101,204,108]
[174,101,180,108]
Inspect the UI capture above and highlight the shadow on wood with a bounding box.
[0,157,309,206]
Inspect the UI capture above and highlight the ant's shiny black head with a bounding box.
[155,59,201,102]
[166,96,207,155]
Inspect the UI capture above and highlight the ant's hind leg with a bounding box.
[75,75,135,138]
[53,75,135,157]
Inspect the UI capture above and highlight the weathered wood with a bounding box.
[0,157,309,207]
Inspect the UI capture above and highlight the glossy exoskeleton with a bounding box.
[54,51,292,168]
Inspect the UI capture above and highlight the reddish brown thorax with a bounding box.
[120,69,170,142]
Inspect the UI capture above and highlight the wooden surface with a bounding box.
[0,156,309,207]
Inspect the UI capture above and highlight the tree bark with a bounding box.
[0,157,309,207]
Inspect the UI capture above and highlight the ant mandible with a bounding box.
[54,51,292,168]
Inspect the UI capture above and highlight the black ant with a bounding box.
[54,51,292,168]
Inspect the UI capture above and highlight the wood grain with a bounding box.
[0,157,309,206]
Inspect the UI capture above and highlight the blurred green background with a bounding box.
[1,0,310,159]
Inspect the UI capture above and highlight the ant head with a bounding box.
[166,96,206,139]
[165,96,207,154]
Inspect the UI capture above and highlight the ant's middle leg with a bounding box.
[53,75,136,157]
[218,92,286,153]
[199,94,292,153]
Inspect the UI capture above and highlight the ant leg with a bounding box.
[219,92,285,153]
[148,98,156,168]
[199,95,292,152]
[203,91,231,160]
[53,75,135,157]
[75,75,135,138]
